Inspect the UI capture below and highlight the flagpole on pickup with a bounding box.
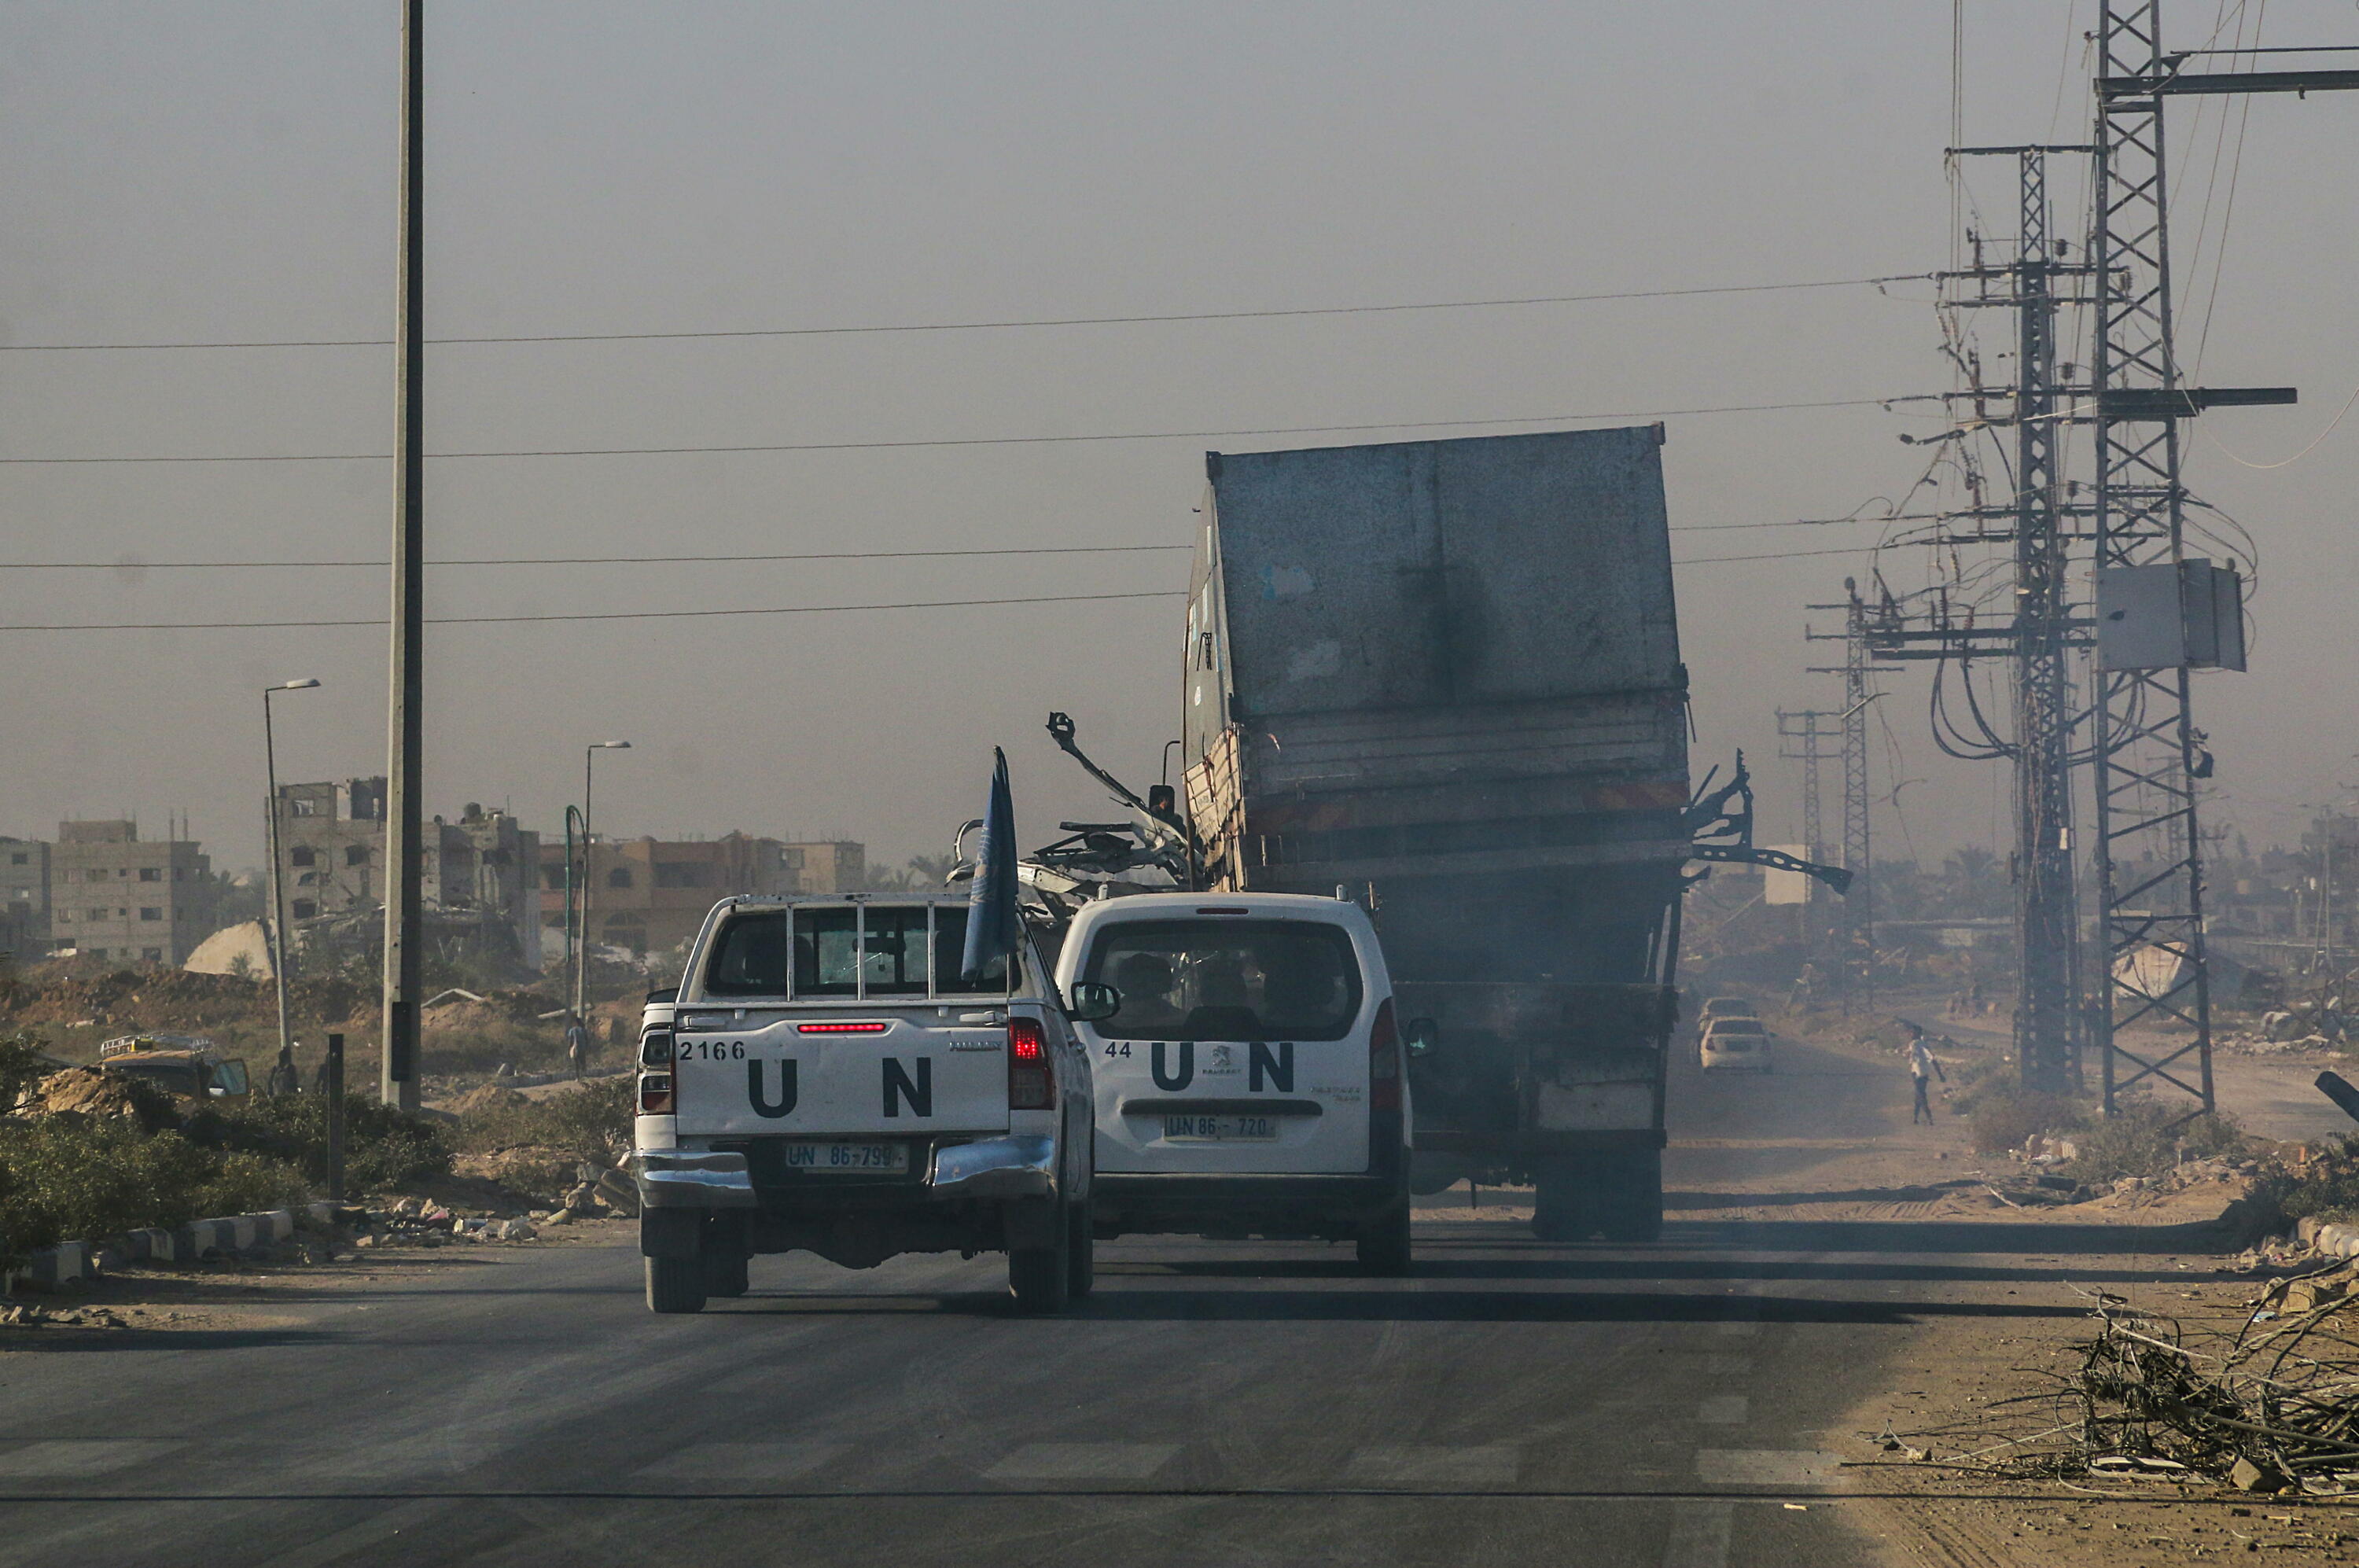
[962,749,1021,988]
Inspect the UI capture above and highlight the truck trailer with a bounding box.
[1178,425,1692,1242]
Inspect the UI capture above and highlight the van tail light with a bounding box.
[1008,1017,1055,1110]
[1367,999,1400,1113]
[639,1072,674,1114]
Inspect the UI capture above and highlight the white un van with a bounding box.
[1054,891,1411,1273]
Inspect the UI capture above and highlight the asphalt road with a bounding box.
[0,1037,2129,1568]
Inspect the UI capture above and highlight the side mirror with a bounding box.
[1068,981,1122,1025]
[1404,1018,1439,1057]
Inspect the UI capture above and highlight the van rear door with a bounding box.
[1075,915,1371,1175]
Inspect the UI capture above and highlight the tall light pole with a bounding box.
[576,742,631,1026]
[263,679,322,1080]
[382,0,425,1110]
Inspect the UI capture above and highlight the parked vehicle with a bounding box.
[627,894,1095,1315]
[97,1034,249,1101]
[1054,890,1411,1273]
[1697,996,1757,1030]
[1698,1018,1772,1073]
[1178,427,1691,1242]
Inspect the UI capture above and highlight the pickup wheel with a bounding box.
[1355,1194,1413,1275]
[1007,1199,1073,1316]
[646,1255,708,1315]
[1065,1200,1095,1300]
[702,1250,750,1299]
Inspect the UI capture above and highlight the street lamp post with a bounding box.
[576,742,631,1029]
[263,679,322,1080]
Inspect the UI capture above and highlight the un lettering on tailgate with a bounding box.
[673,1025,1009,1135]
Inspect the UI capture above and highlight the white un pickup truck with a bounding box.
[627,894,1095,1315]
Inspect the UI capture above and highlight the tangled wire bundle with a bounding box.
[1912,1263,2359,1493]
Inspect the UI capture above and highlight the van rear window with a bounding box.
[1080,918,1362,1041]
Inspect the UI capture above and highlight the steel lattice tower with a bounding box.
[2091,1,2214,1114]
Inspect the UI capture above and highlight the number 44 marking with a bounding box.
[1102,1043,1132,1059]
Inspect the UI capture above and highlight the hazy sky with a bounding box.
[2,2,2353,876]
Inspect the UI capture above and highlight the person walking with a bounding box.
[266,1040,299,1097]
[1907,1027,1946,1124]
[565,1016,590,1080]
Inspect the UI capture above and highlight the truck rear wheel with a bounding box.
[646,1255,708,1314]
[1596,1150,1665,1243]
[1356,1198,1413,1275]
[1531,1158,1589,1243]
[1008,1200,1073,1316]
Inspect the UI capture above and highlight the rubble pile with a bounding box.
[350,1172,631,1249]
[9,1066,173,1128]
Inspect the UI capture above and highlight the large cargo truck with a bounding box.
[1179,425,1692,1241]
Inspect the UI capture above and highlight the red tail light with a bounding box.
[638,1072,674,1114]
[798,1021,889,1034]
[1008,1017,1054,1110]
[1367,999,1400,1113]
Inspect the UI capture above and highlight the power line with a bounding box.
[0,543,1194,571]
[0,395,1943,466]
[1671,544,1880,566]
[0,272,1936,353]
[0,589,1186,634]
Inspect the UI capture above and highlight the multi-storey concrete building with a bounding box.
[0,836,50,959]
[276,778,387,924]
[49,820,215,965]
[536,834,865,957]
[270,779,540,970]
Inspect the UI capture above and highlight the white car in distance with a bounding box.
[1699,1015,1773,1073]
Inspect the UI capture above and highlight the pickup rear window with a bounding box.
[702,906,1009,999]
[1080,918,1363,1041]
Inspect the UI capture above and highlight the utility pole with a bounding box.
[1777,707,1841,951]
[1806,583,1878,1011]
[1920,145,2101,1096]
[382,0,424,1110]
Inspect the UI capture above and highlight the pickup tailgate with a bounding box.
[673,1013,1010,1138]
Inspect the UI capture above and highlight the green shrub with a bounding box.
[451,1077,632,1165]
[2251,1136,2359,1226]
[1970,1090,2087,1155]
[0,1119,306,1261]
[182,1094,452,1193]
[0,1029,53,1109]
[2062,1099,2250,1184]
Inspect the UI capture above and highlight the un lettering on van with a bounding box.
[882,1058,933,1117]
[1149,1040,1294,1093]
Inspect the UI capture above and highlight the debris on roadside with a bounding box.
[1888,1268,2359,1495]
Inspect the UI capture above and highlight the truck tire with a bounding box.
[1597,1150,1665,1244]
[702,1250,750,1299]
[1008,1200,1073,1316]
[1065,1201,1095,1300]
[646,1255,708,1315]
[1356,1197,1413,1275]
[1531,1158,1589,1243]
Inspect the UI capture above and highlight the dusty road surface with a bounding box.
[0,1029,2316,1568]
